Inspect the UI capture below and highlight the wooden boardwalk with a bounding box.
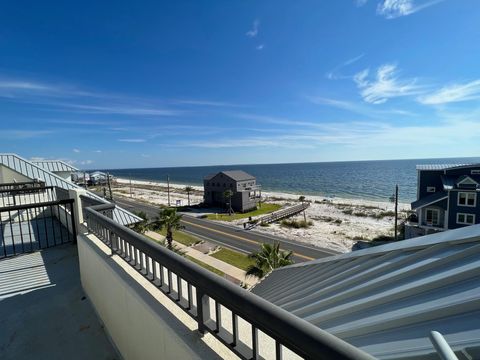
[254,202,310,226]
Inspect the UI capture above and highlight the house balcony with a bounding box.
[0,187,374,360]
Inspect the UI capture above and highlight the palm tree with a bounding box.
[132,211,149,234]
[184,186,194,206]
[246,241,294,278]
[150,207,184,250]
[223,189,234,215]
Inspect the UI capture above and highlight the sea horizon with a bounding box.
[100,156,480,203]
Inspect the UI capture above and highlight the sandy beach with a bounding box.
[111,178,410,253]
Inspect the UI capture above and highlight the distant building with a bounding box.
[405,163,480,238]
[203,170,261,212]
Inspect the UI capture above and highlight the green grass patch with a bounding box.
[211,248,255,271]
[205,203,282,221]
[155,229,201,247]
[186,256,225,276]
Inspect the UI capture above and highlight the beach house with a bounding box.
[203,170,261,212]
[405,163,480,238]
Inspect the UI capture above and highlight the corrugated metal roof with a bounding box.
[410,190,448,209]
[0,154,141,226]
[31,160,78,172]
[416,164,472,171]
[251,225,480,359]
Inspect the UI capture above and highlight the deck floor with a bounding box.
[0,216,73,258]
[0,244,117,360]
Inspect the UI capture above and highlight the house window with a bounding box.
[425,208,440,226]
[471,170,480,175]
[458,192,476,207]
[426,186,436,193]
[457,213,475,225]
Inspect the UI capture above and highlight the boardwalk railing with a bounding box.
[257,202,310,226]
[0,198,76,259]
[83,203,373,360]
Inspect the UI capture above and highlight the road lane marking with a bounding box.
[182,219,314,261]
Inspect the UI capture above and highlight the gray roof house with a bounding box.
[203,170,261,212]
[406,163,480,239]
[251,224,480,359]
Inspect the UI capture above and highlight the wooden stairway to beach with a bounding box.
[255,202,310,226]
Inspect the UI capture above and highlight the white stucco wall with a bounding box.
[77,231,234,360]
[0,165,32,183]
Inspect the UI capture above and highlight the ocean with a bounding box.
[103,157,480,203]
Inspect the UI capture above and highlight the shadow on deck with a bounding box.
[0,244,117,360]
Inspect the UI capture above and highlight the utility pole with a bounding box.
[107,172,113,201]
[389,185,399,240]
[395,184,399,241]
[167,174,171,206]
[129,175,132,198]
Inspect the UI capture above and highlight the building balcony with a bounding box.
[0,187,373,360]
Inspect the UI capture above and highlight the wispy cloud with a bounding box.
[356,0,369,6]
[118,138,146,143]
[246,19,260,38]
[62,103,181,116]
[376,0,444,19]
[0,130,53,139]
[256,44,265,51]
[418,79,480,105]
[73,148,80,153]
[172,99,242,107]
[326,54,365,80]
[353,63,423,104]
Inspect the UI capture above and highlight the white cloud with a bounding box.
[326,54,365,80]
[246,19,260,38]
[63,104,180,116]
[79,160,93,165]
[73,148,80,153]
[256,44,265,51]
[418,79,480,105]
[118,139,146,143]
[377,0,443,19]
[354,64,423,104]
[94,150,102,153]
[356,0,369,7]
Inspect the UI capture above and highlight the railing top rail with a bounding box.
[84,206,374,360]
[0,198,74,212]
[0,180,46,187]
[0,186,55,194]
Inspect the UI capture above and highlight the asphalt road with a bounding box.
[112,196,340,263]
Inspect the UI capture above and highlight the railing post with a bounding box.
[70,201,77,244]
[196,288,208,335]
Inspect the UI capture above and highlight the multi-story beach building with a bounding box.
[203,170,261,212]
[406,163,480,238]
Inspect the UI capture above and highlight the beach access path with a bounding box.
[111,195,339,263]
[145,230,258,287]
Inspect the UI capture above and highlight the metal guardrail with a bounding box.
[0,186,56,208]
[83,204,374,360]
[0,198,76,259]
[429,331,459,360]
[0,180,46,191]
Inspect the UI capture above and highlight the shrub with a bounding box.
[280,219,313,228]
[260,222,270,227]
[342,209,353,215]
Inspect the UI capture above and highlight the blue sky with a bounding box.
[1,0,480,169]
